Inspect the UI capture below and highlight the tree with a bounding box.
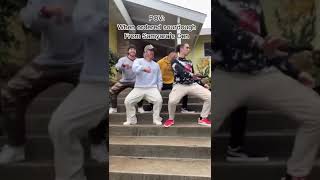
[0,0,26,63]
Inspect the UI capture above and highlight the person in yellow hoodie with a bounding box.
[158,48,194,113]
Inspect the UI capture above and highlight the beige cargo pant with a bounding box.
[168,83,211,120]
[49,82,107,180]
[213,68,320,177]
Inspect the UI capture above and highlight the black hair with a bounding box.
[128,44,136,51]
[175,43,189,53]
[166,47,176,55]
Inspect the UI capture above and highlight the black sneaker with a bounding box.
[281,174,307,180]
[226,146,269,162]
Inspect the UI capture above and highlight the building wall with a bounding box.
[109,23,118,54]
[188,35,211,76]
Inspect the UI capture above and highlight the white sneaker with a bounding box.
[123,119,137,125]
[109,108,117,114]
[137,107,145,113]
[181,108,196,113]
[153,120,162,126]
[90,142,108,163]
[0,145,25,164]
[153,118,163,126]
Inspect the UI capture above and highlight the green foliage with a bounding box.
[0,0,27,66]
[275,3,316,48]
[108,48,119,82]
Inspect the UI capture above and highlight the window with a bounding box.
[204,42,212,57]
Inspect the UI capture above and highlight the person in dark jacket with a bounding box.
[212,0,320,179]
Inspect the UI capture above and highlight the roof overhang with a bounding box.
[122,0,207,48]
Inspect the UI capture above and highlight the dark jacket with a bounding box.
[172,57,204,85]
[212,0,300,78]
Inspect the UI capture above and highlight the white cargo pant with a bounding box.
[168,83,211,120]
[124,87,163,123]
[49,82,107,180]
[213,68,320,177]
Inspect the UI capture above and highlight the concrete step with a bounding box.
[0,160,107,180]
[115,103,204,113]
[109,156,211,180]
[23,113,210,135]
[213,158,320,180]
[23,111,296,136]
[219,110,297,132]
[109,123,210,137]
[109,136,211,159]
[212,131,320,158]
[108,113,211,124]
[0,136,91,161]
[24,109,297,135]
[117,96,203,104]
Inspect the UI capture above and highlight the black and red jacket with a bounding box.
[212,0,303,78]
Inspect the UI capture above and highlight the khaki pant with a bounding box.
[213,69,320,177]
[49,82,107,180]
[109,81,143,108]
[124,87,162,123]
[168,83,211,120]
[1,62,82,146]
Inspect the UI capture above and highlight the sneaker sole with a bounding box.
[123,122,137,126]
[226,156,270,162]
[198,122,211,127]
[163,124,174,128]
[0,157,25,164]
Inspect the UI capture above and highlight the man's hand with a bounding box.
[261,36,289,58]
[41,6,64,17]
[298,72,315,88]
[265,36,289,50]
[143,67,151,73]
[122,64,131,69]
[204,84,210,89]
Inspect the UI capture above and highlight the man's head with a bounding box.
[176,43,191,57]
[144,44,155,61]
[167,48,177,61]
[128,44,137,57]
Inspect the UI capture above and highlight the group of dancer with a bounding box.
[109,43,212,127]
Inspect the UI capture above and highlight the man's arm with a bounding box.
[132,60,144,73]
[157,65,163,90]
[172,60,193,79]
[212,2,265,51]
[20,0,51,31]
[115,58,125,71]
[73,0,107,37]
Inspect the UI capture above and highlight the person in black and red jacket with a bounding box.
[163,43,211,128]
[212,0,320,180]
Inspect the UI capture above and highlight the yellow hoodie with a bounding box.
[157,56,174,84]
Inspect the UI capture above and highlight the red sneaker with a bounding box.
[198,118,211,127]
[163,119,175,128]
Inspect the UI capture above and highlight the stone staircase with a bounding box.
[0,84,107,180]
[109,89,211,180]
[2,82,318,180]
[213,109,320,180]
